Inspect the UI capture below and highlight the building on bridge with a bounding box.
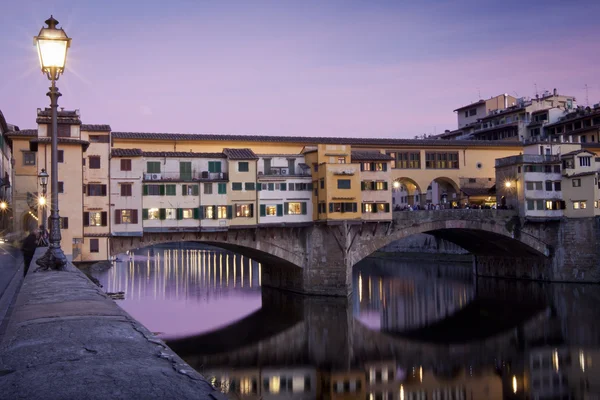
[0,109,15,234]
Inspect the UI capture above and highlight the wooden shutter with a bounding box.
[114,210,121,224]
[227,205,233,219]
[280,183,286,191]
[361,182,365,191]
[159,185,165,196]
[301,202,307,215]
[360,163,364,171]
[382,163,387,171]
[192,185,199,196]
[101,212,107,226]
[198,207,204,220]
[143,185,148,196]
[159,208,166,220]
[193,208,199,219]
[101,185,107,196]
[212,206,218,220]
[131,209,138,224]
[83,184,86,194]
[384,203,390,212]
[182,185,187,196]
[276,204,283,217]
[83,212,89,227]
[257,184,261,192]
[329,203,333,213]
[142,209,149,220]
[260,205,266,217]
[177,208,183,220]
[353,203,357,213]
[284,202,289,215]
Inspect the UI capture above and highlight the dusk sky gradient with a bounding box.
[2,0,600,138]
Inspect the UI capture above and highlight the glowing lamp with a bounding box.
[34,16,71,80]
[504,181,512,188]
[39,196,47,206]
[393,181,401,189]
[0,201,7,210]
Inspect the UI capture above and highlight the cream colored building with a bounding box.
[352,151,392,220]
[110,149,144,238]
[561,149,600,217]
[223,149,258,227]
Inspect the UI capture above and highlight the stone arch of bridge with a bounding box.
[392,177,423,207]
[110,230,306,271]
[425,176,461,206]
[347,218,551,269]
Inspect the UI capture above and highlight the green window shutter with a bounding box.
[276,204,283,216]
[159,185,165,196]
[284,202,289,215]
[382,163,387,171]
[245,182,255,191]
[182,185,187,196]
[143,185,148,196]
[180,162,192,181]
[192,185,199,196]
[370,162,375,171]
[385,203,390,212]
[213,206,218,220]
[159,208,166,220]
[227,205,233,219]
[166,184,175,196]
[177,208,183,220]
[208,162,215,173]
[218,183,227,194]
[361,203,365,213]
[193,207,199,219]
[280,183,286,191]
[238,162,249,172]
[249,203,254,217]
[199,206,204,220]
[142,209,149,220]
[215,162,222,173]
[268,183,274,191]
[361,181,365,191]
[383,182,388,190]
[232,182,242,191]
[360,163,364,171]
[257,184,262,192]
[353,203,357,213]
[260,204,266,216]
[329,203,333,213]
[301,202,307,215]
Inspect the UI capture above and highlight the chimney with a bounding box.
[553,88,557,96]
[504,93,508,109]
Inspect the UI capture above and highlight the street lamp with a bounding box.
[34,16,70,270]
[0,201,7,211]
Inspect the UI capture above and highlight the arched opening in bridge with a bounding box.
[425,177,460,208]
[392,177,422,209]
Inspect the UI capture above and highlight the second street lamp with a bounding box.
[38,168,49,246]
[34,16,70,270]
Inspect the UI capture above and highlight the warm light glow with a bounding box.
[0,201,7,210]
[419,366,423,383]
[38,196,46,206]
[504,181,512,188]
[580,350,585,372]
[512,376,517,393]
[400,384,404,400]
[393,181,401,189]
[553,349,559,371]
[359,274,363,303]
[270,376,281,394]
[34,17,71,76]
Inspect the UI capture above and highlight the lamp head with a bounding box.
[504,181,512,188]
[38,168,49,187]
[393,181,401,189]
[0,201,7,211]
[34,16,71,80]
[38,196,46,206]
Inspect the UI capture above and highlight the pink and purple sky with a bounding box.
[2,0,599,138]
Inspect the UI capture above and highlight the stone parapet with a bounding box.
[0,248,225,399]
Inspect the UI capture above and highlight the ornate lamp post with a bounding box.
[34,16,70,270]
[38,168,49,245]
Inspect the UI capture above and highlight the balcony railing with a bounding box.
[495,154,559,167]
[259,167,311,177]
[143,171,229,181]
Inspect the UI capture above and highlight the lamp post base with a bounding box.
[35,246,68,271]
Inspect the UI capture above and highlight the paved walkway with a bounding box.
[0,248,224,399]
[0,244,22,343]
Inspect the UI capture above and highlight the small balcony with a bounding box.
[495,154,559,167]
[259,166,311,177]
[143,171,229,182]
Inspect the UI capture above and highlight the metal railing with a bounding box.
[495,154,559,167]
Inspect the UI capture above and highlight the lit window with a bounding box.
[362,162,371,171]
[377,203,386,212]
[546,201,553,210]
[337,157,346,164]
[573,179,581,187]
[23,152,36,166]
[121,210,132,223]
[236,204,252,217]
[364,203,373,213]
[148,208,159,220]
[182,208,194,219]
[270,376,281,394]
[217,206,227,219]
[205,206,214,219]
[580,201,587,209]
[165,208,176,219]
[375,162,385,171]
[89,212,102,226]
[288,202,301,215]
[266,205,277,216]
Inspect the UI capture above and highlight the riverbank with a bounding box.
[0,247,225,399]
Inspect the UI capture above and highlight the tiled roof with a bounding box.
[83,233,111,237]
[37,108,79,117]
[32,137,90,151]
[82,124,111,132]
[110,148,226,158]
[453,99,485,112]
[144,151,226,158]
[0,109,7,132]
[111,148,143,157]
[351,151,394,161]
[36,117,82,125]
[561,149,596,157]
[4,129,37,137]
[223,148,258,160]
[111,131,523,148]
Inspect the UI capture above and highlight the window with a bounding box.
[89,239,99,253]
[268,183,275,191]
[245,182,255,191]
[554,181,561,191]
[217,206,227,219]
[313,164,318,172]
[232,182,243,191]
[144,184,163,196]
[218,183,227,194]
[554,165,561,173]
[205,206,214,219]
[165,184,176,196]
[120,183,132,196]
[204,183,213,194]
[469,108,477,116]
[182,208,194,219]
[89,135,109,143]
[148,208,160,220]
[545,181,553,191]
[165,208,176,219]
[89,156,101,169]
[288,202,302,215]
[536,200,544,210]
[362,162,372,171]
[580,156,591,167]
[115,209,138,224]
[573,201,587,209]
[266,205,277,216]
[182,184,199,196]
[58,181,64,193]
[393,152,420,169]
[120,159,132,171]
[23,152,36,166]
[364,203,374,213]
[179,161,192,181]
[147,161,161,173]
[59,217,69,229]
[425,152,459,169]
[208,161,222,173]
[320,179,324,189]
[573,179,581,187]
[58,150,64,163]
[238,162,249,172]
[337,157,346,164]
[87,184,107,196]
[375,181,388,190]
[337,179,351,189]
[329,202,357,213]
[235,204,253,217]
[121,210,132,223]
[527,200,535,210]
[87,212,105,226]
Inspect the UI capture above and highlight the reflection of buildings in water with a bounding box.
[205,367,317,400]
[508,347,599,399]
[354,270,474,332]
[101,248,261,301]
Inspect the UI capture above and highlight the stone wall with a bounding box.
[379,233,469,254]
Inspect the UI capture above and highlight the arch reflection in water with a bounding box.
[92,244,263,339]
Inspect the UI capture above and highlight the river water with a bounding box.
[91,244,600,399]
